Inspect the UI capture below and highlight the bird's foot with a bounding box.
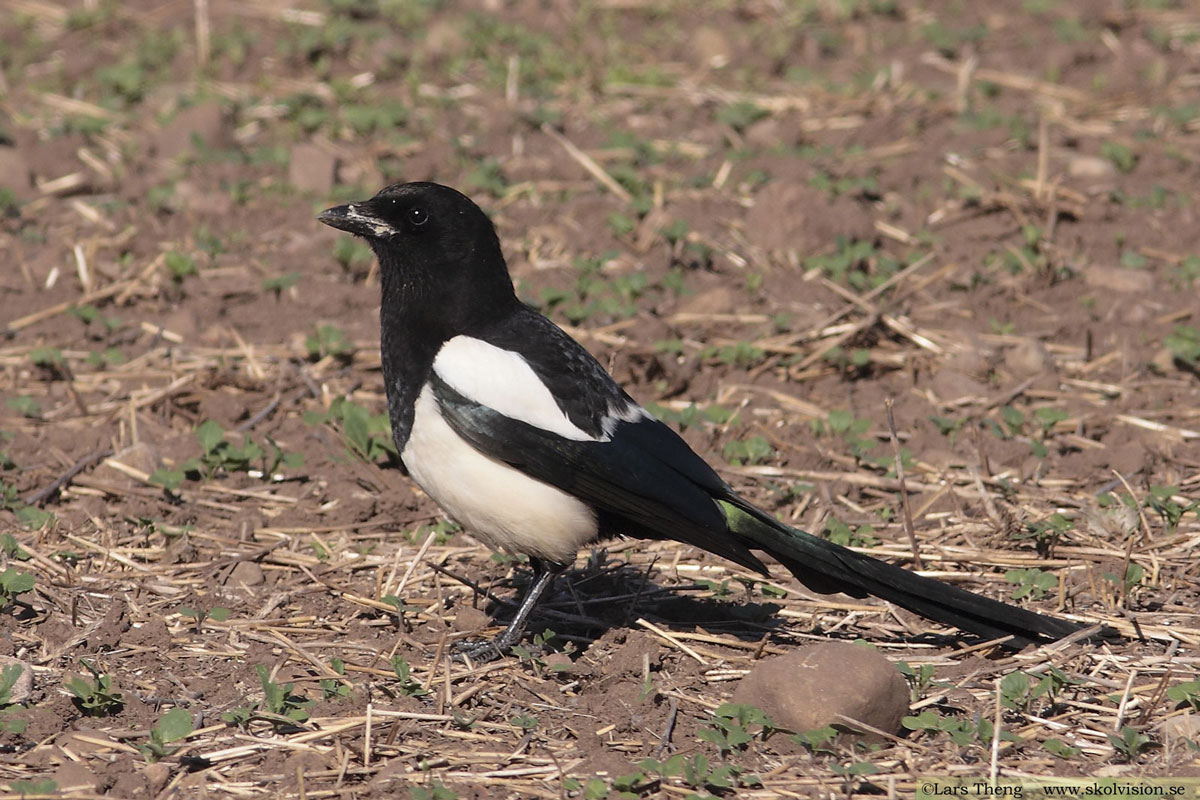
[448,637,509,664]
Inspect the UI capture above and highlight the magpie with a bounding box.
[318,181,1084,661]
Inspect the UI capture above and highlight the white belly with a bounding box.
[401,386,598,564]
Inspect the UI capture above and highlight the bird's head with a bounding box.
[318,182,516,329]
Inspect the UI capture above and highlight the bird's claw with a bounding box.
[448,638,508,664]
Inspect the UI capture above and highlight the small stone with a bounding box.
[0,146,33,201]
[543,652,573,673]
[156,101,229,159]
[174,179,233,216]
[745,181,872,254]
[145,762,172,795]
[288,143,338,195]
[732,643,909,738]
[691,27,732,69]
[677,287,736,316]
[422,19,466,61]
[0,656,33,704]
[53,761,98,794]
[100,442,162,482]
[743,117,783,149]
[452,604,491,633]
[1067,155,1117,181]
[1082,266,1153,294]
[1094,764,1133,777]
[928,369,990,404]
[1160,714,1200,746]
[227,561,265,587]
[1004,339,1053,377]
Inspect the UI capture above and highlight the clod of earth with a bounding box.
[732,642,909,738]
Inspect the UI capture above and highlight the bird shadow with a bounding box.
[456,553,975,657]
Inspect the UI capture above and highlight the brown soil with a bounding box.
[1,0,1198,797]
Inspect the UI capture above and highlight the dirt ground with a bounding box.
[1,0,1199,797]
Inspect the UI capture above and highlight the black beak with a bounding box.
[317,202,393,238]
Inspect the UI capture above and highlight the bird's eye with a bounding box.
[408,207,428,226]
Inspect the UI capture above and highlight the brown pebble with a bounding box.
[1004,339,1053,377]
[732,642,909,737]
[288,143,338,195]
[1082,265,1153,294]
[0,147,33,201]
[156,101,229,159]
[144,762,171,795]
[227,560,265,587]
[451,604,491,633]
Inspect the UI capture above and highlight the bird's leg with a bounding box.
[453,557,565,663]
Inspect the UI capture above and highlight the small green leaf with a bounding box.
[154,707,194,742]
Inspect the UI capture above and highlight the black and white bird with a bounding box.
[318,181,1084,661]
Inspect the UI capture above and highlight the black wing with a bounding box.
[430,374,768,575]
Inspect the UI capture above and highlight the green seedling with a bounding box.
[698,703,778,755]
[0,569,35,610]
[390,656,429,698]
[306,324,352,360]
[320,658,352,700]
[716,100,768,132]
[0,663,24,707]
[306,397,397,464]
[1164,325,1200,368]
[510,713,538,731]
[164,250,197,281]
[636,752,760,794]
[333,235,373,275]
[8,780,56,795]
[902,709,1017,747]
[1015,512,1074,557]
[1004,567,1057,601]
[896,662,937,702]
[1,484,54,531]
[1100,141,1137,173]
[1174,255,1200,288]
[1107,725,1157,761]
[813,409,875,460]
[262,272,301,298]
[411,782,459,800]
[1000,667,1078,713]
[722,435,773,466]
[178,604,231,632]
[223,665,314,730]
[1166,680,1200,712]
[1102,562,1145,598]
[0,188,20,218]
[644,403,735,432]
[85,348,126,368]
[66,659,125,716]
[792,724,839,752]
[257,664,312,723]
[1043,738,1082,759]
[0,535,29,562]
[137,707,194,762]
[823,517,879,548]
[702,341,765,368]
[1145,485,1197,532]
[29,346,64,371]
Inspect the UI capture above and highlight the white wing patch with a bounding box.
[601,401,652,438]
[432,336,597,442]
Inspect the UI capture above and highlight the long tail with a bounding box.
[719,500,1084,646]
